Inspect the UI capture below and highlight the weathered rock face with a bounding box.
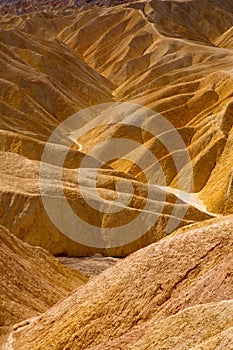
[0,0,233,256]
[0,225,87,328]
[1,1,233,349]
[0,0,133,16]
[0,150,213,256]
[62,0,233,211]
[4,216,233,349]
[123,301,233,350]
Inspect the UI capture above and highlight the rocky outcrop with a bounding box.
[0,0,233,256]
[0,225,87,328]
[0,150,212,256]
[63,0,233,212]
[4,215,233,349]
[0,0,134,15]
[1,1,233,348]
[122,301,233,350]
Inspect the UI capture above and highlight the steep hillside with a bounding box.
[0,149,212,256]
[4,215,233,349]
[0,0,134,15]
[61,1,233,213]
[1,1,233,349]
[0,225,87,328]
[0,0,233,257]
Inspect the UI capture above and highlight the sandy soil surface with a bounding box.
[58,255,121,277]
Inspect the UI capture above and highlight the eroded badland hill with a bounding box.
[1,0,233,349]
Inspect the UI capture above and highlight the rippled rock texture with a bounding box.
[1,0,233,256]
[4,216,233,349]
[1,1,233,348]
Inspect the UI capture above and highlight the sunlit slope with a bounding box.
[0,0,233,256]
[59,1,233,213]
[0,19,114,162]
[0,150,212,256]
[5,216,233,349]
[0,225,87,327]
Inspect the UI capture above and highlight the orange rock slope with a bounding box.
[0,225,87,329]
[0,1,233,348]
[3,215,233,350]
[0,0,233,257]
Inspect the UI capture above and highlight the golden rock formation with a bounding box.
[0,0,233,257]
[0,224,87,341]
[4,215,233,349]
[0,1,233,347]
[0,150,212,256]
